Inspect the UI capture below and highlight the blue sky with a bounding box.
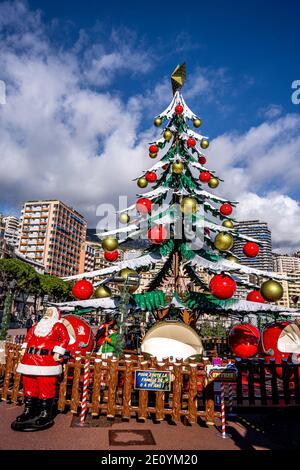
[0,0,300,251]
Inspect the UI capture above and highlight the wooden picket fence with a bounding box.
[1,343,300,426]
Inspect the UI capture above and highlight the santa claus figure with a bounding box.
[12,307,69,431]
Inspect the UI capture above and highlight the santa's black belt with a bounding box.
[26,347,54,355]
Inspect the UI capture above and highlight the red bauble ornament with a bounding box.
[229,324,260,359]
[187,137,196,148]
[72,280,94,300]
[145,171,157,183]
[162,164,169,170]
[209,274,236,299]
[243,242,260,258]
[204,227,211,236]
[147,224,167,244]
[149,144,158,154]
[246,290,265,303]
[199,171,211,183]
[104,250,119,262]
[220,203,233,216]
[136,197,152,214]
[198,156,207,165]
[175,104,184,114]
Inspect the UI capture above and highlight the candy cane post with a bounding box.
[79,356,90,426]
[217,381,231,439]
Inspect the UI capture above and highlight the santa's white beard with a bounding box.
[34,317,58,337]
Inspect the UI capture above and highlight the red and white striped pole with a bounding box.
[221,382,226,438]
[79,357,90,426]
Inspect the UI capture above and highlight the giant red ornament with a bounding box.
[229,324,260,359]
[187,137,196,148]
[198,156,207,165]
[246,290,265,303]
[147,224,167,244]
[243,242,260,258]
[199,171,211,183]
[220,203,233,216]
[145,171,157,183]
[209,274,236,299]
[104,250,119,262]
[62,315,94,357]
[136,197,152,214]
[72,280,94,300]
[175,104,184,114]
[149,144,158,154]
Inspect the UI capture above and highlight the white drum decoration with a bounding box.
[141,321,203,361]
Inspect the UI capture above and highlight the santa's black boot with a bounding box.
[30,398,55,430]
[11,397,39,431]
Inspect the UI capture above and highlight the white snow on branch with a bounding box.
[188,254,296,281]
[63,252,165,281]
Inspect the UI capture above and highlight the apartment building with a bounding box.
[3,216,20,248]
[232,220,273,270]
[18,200,87,277]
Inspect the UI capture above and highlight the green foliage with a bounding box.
[199,320,227,338]
[0,258,72,302]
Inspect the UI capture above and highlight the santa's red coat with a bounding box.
[17,321,69,376]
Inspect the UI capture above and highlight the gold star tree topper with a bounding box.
[171,63,186,95]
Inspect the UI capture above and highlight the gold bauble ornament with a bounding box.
[172,161,184,174]
[163,130,173,141]
[260,280,283,302]
[193,118,202,128]
[117,268,139,293]
[214,232,234,251]
[180,197,197,214]
[227,255,239,263]
[149,152,158,159]
[208,177,219,189]
[119,213,130,224]
[137,177,148,188]
[200,138,209,149]
[222,219,234,229]
[102,236,118,252]
[154,117,162,127]
[94,285,112,298]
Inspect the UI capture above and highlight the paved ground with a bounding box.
[1,402,293,451]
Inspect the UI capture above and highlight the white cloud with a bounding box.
[258,104,283,120]
[0,2,299,254]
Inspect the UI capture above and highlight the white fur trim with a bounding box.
[21,343,27,350]
[16,364,62,376]
[53,345,66,355]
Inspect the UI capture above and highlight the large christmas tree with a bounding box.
[62,64,298,330]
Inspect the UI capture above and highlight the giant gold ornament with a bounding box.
[260,280,283,302]
[149,152,158,159]
[222,219,234,229]
[102,236,118,252]
[94,285,112,298]
[137,177,148,188]
[117,268,139,293]
[200,138,209,149]
[214,232,234,251]
[227,255,239,263]
[208,177,219,189]
[180,197,197,214]
[154,117,162,127]
[172,161,184,174]
[163,129,173,141]
[193,118,202,128]
[119,213,130,224]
